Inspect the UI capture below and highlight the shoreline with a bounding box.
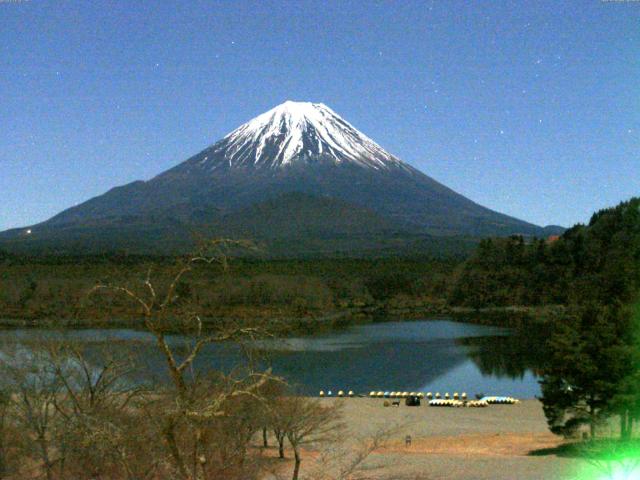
[0,304,561,334]
[0,314,547,401]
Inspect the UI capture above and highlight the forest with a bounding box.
[454,198,640,443]
[2,199,639,330]
[0,254,457,329]
[450,197,640,309]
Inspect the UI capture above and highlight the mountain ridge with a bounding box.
[0,101,563,256]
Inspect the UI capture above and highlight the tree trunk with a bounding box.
[621,410,628,440]
[0,411,7,479]
[275,430,285,459]
[0,434,6,478]
[163,418,190,480]
[589,402,596,440]
[263,427,268,448]
[291,447,301,480]
[37,436,54,480]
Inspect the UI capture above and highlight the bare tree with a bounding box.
[0,239,333,479]
[46,341,156,480]
[272,421,287,459]
[322,425,399,480]
[272,397,344,480]
[89,239,262,393]
[88,239,278,480]
[0,388,17,479]
[0,343,63,480]
[49,342,142,416]
[267,422,399,480]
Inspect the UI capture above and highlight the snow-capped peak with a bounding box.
[205,101,407,170]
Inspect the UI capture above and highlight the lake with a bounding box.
[0,319,545,398]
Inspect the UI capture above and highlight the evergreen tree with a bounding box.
[606,301,640,440]
[540,304,626,438]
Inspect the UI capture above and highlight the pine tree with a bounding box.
[540,304,631,438]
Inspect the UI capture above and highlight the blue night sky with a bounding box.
[1,0,638,231]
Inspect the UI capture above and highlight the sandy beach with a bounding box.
[266,398,595,480]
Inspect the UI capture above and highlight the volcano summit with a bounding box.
[196,100,406,170]
[0,101,561,255]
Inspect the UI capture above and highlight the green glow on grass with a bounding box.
[573,441,640,480]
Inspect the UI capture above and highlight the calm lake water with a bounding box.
[0,319,545,398]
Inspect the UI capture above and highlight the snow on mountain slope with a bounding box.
[199,101,410,171]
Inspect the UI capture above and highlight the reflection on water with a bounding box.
[0,319,545,398]
[460,330,551,379]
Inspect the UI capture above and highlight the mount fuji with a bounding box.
[0,101,562,256]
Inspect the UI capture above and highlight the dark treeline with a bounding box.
[450,197,640,309]
[449,236,569,307]
[3,198,639,332]
[454,197,640,442]
[0,253,457,326]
